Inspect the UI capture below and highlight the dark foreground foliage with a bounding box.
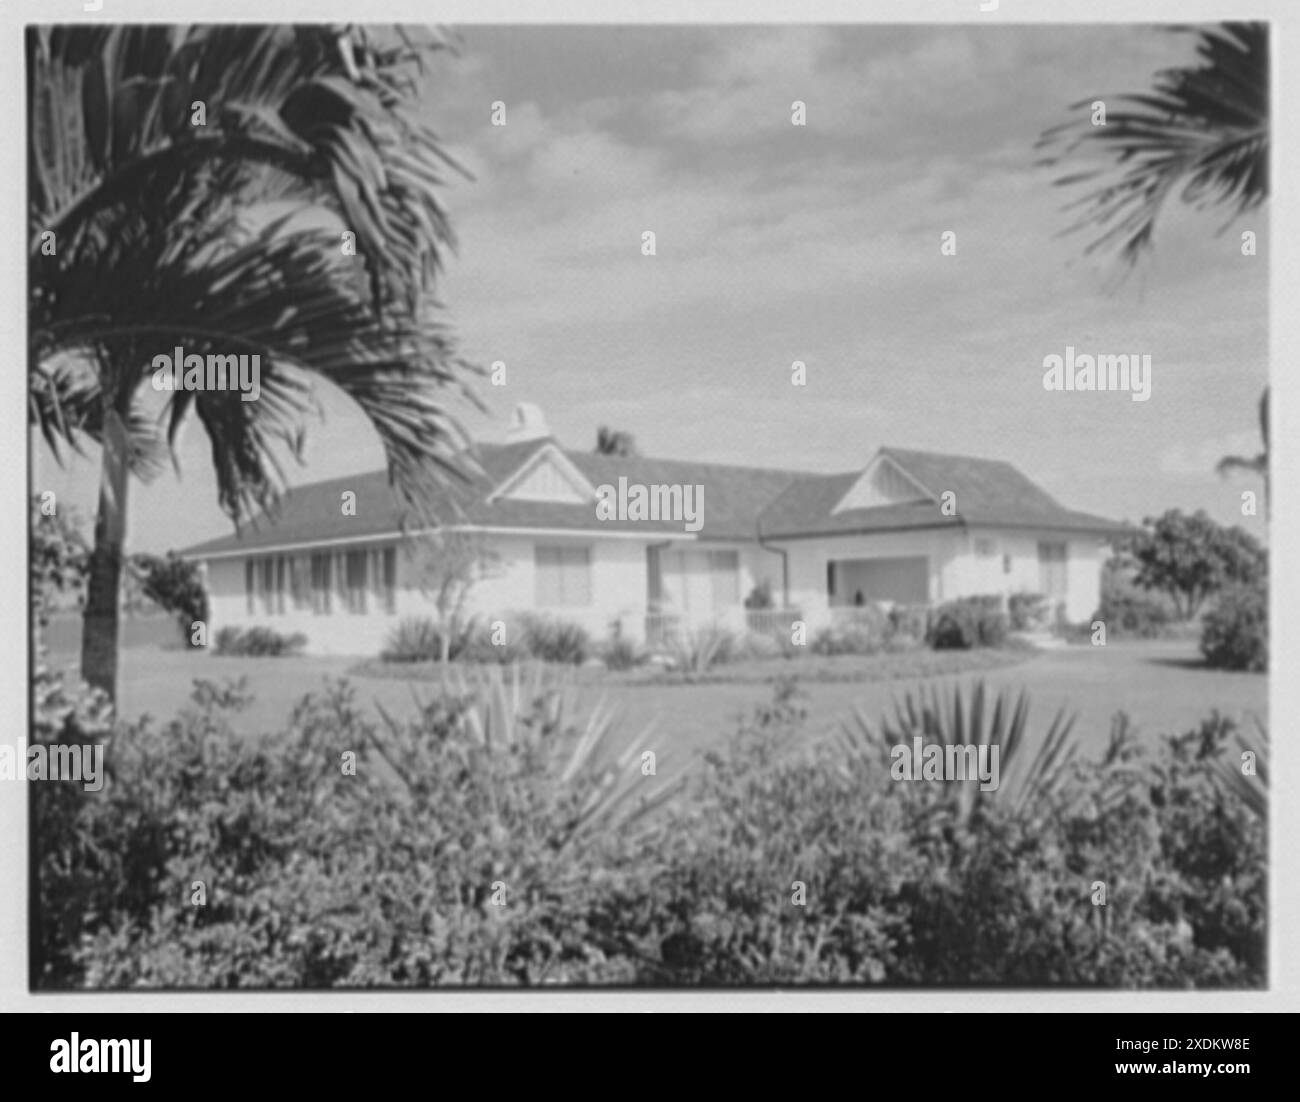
[34,669,1265,988]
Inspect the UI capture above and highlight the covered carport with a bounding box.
[828,555,929,606]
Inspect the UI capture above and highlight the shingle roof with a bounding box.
[180,440,1128,558]
[180,440,808,556]
[565,450,805,538]
[756,447,1131,539]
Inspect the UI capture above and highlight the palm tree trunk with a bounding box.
[80,407,131,702]
[1261,385,1270,520]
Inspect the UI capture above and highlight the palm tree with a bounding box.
[1036,22,1267,266]
[30,25,481,701]
[1038,22,1268,514]
[595,426,638,457]
[1216,385,1269,516]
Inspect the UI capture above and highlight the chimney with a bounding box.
[506,402,551,445]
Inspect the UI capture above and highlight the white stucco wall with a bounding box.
[458,533,649,642]
[769,529,968,630]
[1064,539,1105,623]
[956,528,1105,622]
[770,526,1106,630]
[199,525,1108,656]
[204,537,408,656]
[201,532,659,655]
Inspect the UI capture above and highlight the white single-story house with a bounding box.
[180,404,1130,655]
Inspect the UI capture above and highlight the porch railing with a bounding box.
[645,607,809,644]
[830,601,931,640]
[644,611,683,646]
[744,608,804,636]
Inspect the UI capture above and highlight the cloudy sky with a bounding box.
[36,23,1269,550]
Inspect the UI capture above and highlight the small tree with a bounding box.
[130,553,210,647]
[31,497,89,629]
[1128,509,1266,620]
[405,532,500,662]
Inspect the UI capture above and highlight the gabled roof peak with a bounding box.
[487,441,597,505]
[831,450,934,514]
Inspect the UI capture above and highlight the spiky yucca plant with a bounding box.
[667,626,736,674]
[1210,720,1268,821]
[836,680,1082,825]
[374,664,682,848]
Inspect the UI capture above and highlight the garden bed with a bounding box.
[348,641,1040,688]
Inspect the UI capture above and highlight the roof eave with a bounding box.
[759,518,967,541]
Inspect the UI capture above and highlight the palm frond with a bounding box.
[29,25,465,314]
[30,25,479,528]
[1037,23,1268,266]
[35,205,481,528]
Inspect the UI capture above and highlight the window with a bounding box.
[311,553,332,614]
[259,558,275,615]
[245,549,386,616]
[707,550,740,610]
[1037,542,1068,599]
[363,547,396,615]
[289,556,311,612]
[535,545,591,607]
[345,550,368,614]
[660,550,740,616]
[646,546,663,608]
[244,555,292,615]
[382,547,396,614]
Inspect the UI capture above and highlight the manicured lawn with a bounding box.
[588,641,1266,765]
[49,630,1268,772]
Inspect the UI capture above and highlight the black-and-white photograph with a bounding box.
[22,15,1271,998]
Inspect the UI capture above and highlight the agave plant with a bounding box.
[836,680,1082,825]
[666,626,736,675]
[373,664,682,848]
[1209,719,1268,820]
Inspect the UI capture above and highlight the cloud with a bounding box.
[85,25,1268,553]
